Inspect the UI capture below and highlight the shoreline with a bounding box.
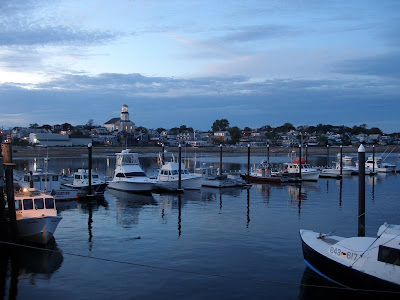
[8,145,399,159]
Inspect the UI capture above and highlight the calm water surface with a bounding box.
[3,152,400,299]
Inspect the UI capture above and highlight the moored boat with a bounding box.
[62,169,108,197]
[156,161,201,192]
[241,159,288,183]
[21,169,78,201]
[194,165,238,188]
[282,158,320,181]
[300,223,400,292]
[107,149,156,193]
[12,188,62,244]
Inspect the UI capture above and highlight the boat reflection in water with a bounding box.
[106,189,156,226]
[0,241,63,298]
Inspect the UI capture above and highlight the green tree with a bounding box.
[212,119,229,132]
[156,128,166,134]
[29,123,39,129]
[227,126,242,144]
[41,124,52,131]
[136,126,148,134]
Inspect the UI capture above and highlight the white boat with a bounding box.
[156,161,201,192]
[282,158,320,181]
[12,188,62,244]
[20,169,78,201]
[62,169,108,197]
[319,163,353,178]
[194,165,238,188]
[300,223,400,292]
[107,149,156,193]
[365,155,396,173]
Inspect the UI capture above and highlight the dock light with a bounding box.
[23,187,28,192]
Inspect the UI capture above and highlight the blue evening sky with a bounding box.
[0,0,399,132]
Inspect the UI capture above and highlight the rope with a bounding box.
[0,240,399,295]
[322,189,400,238]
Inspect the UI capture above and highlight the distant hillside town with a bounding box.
[2,104,400,148]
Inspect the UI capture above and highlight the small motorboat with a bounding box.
[300,223,400,292]
[62,169,108,197]
[12,188,62,244]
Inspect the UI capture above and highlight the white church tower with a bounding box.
[121,104,129,121]
[103,104,136,133]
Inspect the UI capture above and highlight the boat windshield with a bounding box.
[116,172,147,178]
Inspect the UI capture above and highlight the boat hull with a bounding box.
[17,216,62,244]
[300,230,400,292]
[62,183,108,196]
[201,177,237,188]
[156,176,201,191]
[107,180,154,192]
[241,174,282,184]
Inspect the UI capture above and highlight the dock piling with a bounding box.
[178,144,182,190]
[247,144,250,184]
[2,143,17,240]
[219,144,223,175]
[358,144,366,237]
[340,145,343,176]
[88,143,93,196]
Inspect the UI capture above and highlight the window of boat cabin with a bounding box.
[116,173,126,177]
[52,176,58,181]
[24,175,30,182]
[34,198,44,209]
[33,175,40,182]
[378,245,400,266]
[84,175,88,179]
[45,198,55,209]
[23,199,34,210]
[125,172,147,177]
[92,174,99,179]
[171,170,178,175]
[15,200,22,211]
[74,174,81,179]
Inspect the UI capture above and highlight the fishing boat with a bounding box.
[12,187,62,244]
[241,159,289,183]
[20,169,78,201]
[365,155,396,173]
[300,223,400,292]
[194,164,238,188]
[107,149,156,193]
[282,158,320,181]
[62,169,108,197]
[156,160,201,192]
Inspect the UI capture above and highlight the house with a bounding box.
[29,133,72,146]
[104,104,135,133]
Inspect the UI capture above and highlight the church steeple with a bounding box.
[121,104,129,121]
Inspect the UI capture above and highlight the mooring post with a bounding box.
[247,144,250,184]
[162,143,165,165]
[305,144,308,164]
[267,144,270,162]
[88,143,93,196]
[2,143,17,240]
[372,145,375,174]
[0,150,6,239]
[299,144,302,179]
[178,144,182,190]
[326,144,329,167]
[358,144,366,237]
[219,144,223,176]
[340,145,343,176]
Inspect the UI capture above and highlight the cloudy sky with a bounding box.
[0,0,399,133]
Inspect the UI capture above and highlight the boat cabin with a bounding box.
[13,188,57,220]
[23,170,62,192]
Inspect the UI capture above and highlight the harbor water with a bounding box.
[3,151,400,299]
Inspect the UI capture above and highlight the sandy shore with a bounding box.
[7,144,399,159]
